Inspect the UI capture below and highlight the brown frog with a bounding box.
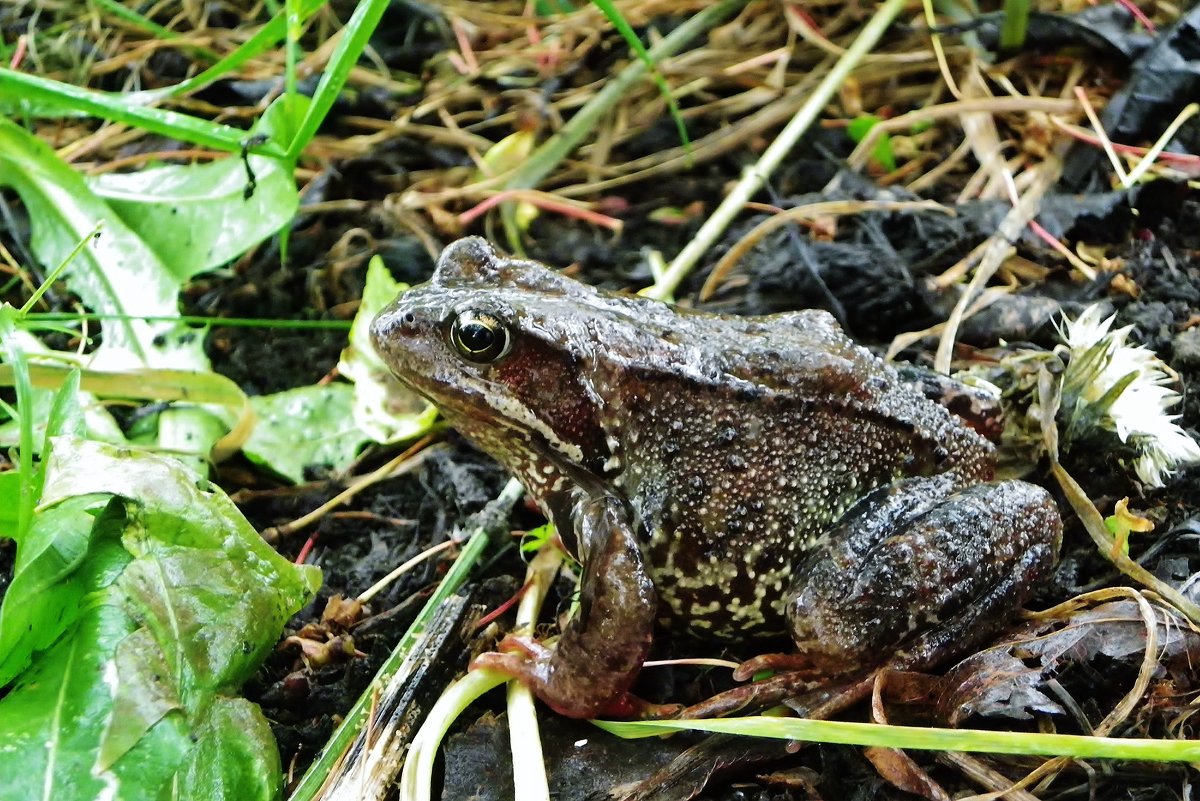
[371,238,1062,718]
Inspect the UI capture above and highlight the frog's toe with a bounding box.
[495,632,553,660]
[731,652,822,682]
[468,633,560,678]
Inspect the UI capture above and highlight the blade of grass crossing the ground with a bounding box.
[89,0,222,61]
[1000,0,1032,49]
[0,70,282,155]
[595,717,1200,762]
[500,0,747,249]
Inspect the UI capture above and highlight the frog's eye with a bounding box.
[450,310,510,363]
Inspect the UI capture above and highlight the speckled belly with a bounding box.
[646,527,795,640]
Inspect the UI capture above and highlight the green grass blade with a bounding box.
[23,312,350,331]
[595,717,1200,762]
[89,0,222,61]
[0,69,283,156]
[131,0,328,103]
[284,0,391,160]
[285,0,303,119]
[501,0,745,250]
[0,308,36,540]
[1000,0,1031,49]
[589,0,691,152]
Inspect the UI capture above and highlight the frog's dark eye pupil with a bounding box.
[450,311,510,363]
[459,322,493,350]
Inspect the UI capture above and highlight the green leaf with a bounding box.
[338,256,438,444]
[244,383,373,483]
[846,115,896,172]
[0,494,113,686]
[44,366,85,444]
[87,97,301,280]
[99,626,184,769]
[0,304,37,538]
[0,437,321,800]
[41,437,321,678]
[0,472,19,540]
[177,698,283,800]
[0,119,206,370]
[519,523,557,554]
[0,500,194,801]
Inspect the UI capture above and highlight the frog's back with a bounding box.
[597,308,993,638]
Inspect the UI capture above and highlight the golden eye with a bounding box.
[450,310,510,363]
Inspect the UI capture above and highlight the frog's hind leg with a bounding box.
[783,475,1062,677]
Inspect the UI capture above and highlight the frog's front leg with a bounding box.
[474,495,658,719]
[779,475,1061,677]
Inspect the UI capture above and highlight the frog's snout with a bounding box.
[370,302,422,360]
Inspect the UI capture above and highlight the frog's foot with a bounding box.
[471,634,553,686]
[472,641,667,719]
[468,497,658,719]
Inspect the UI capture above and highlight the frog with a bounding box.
[370,237,1062,719]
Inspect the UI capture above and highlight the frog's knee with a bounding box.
[783,477,1061,674]
[974,479,1062,558]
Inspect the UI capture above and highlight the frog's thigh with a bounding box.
[785,478,1061,673]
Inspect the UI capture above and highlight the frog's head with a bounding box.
[371,238,630,503]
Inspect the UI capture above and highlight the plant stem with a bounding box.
[287,479,523,801]
[1051,461,1200,627]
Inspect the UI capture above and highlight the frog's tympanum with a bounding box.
[371,238,1062,719]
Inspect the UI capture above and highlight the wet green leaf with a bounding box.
[0,500,191,801]
[88,98,300,280]
[0,494,111,686]
[244,383,372,483]
[0,472,19,540]
[339,256,438,444]
[0,437,321,800]
[0,119,204,369]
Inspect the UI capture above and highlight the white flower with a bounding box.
[1057,306,1200,488]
